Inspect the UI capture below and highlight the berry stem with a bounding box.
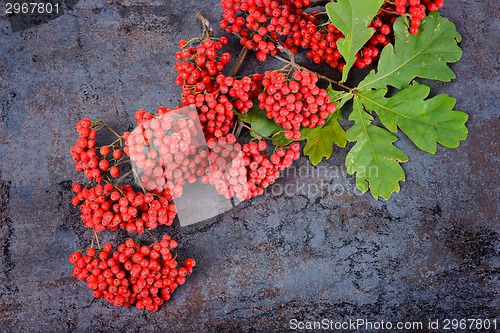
[229,47,249,77]
[93,120,124,143]
[240,122,268,140]
[272,54,352,92]
[234,119,243,138]
[93,230,101,250]
[114,158,131,168]
[196,12,213,38]
[132,233,140,244]
[132,168,147,194]
[146,229,158,243]
[115,170,133,185]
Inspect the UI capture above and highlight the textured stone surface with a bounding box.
[0,1,498,332]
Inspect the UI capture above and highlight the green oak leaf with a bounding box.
[235,104,283,138]
[358,12,462,91]
[357,83,468,153]
[326,0,384,82]
[346,96,408,200]
[302,109,346,166]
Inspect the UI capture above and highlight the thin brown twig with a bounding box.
[229,46,249,139]
[132,168,147,194]
[115,170,133,185]
[132,233,140,244]
[93,230,101,250]
[272,54,353,92]
[146,229,158,243]
[94,120,123,139]
[235,119,244,138]
[240,122,267,139]
[196,12,213,37]
[230,47,249,77]
[114,157,131,167]
[277,45,297,68]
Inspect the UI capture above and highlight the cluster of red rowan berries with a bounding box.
[70,118,123,181]
[201,135,301,201]
[126,107,201,197]
[71,183,176,234]
[219,0,445,70]
[69,236,195,312]
[258,69,336,140]
[125,106,303,202]
[174,37,263,140]
[70,116,194,311]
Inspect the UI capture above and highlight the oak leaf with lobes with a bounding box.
[345,97,408,200]
[358,12,463,91]
[357,83,468,154]
[301,109,346,166]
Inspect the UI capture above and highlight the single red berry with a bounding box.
[109,166,120,178]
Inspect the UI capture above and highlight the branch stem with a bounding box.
[93,230,101,250]
[272,54,353,92]
[115,170,133,185]
[132,233,140,244]
[196,12,213,37]
[240,122,267,140]
[146,229,158,243]
[230,47,249,77]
